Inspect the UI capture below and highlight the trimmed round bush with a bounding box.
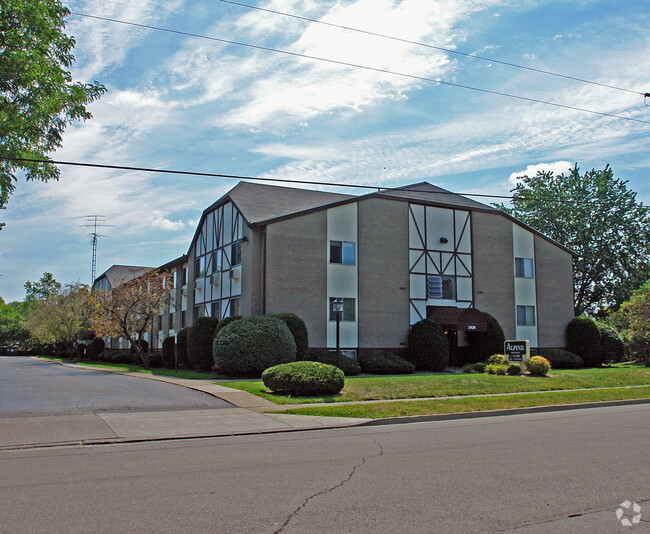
[213,315,296,376]
[462,363,475,373]
[507,363,521,375]
[567,316,602,367]
[87,338,105,360]
[176,327,190,368]
[130,339,148,354]
[466,313,506,364]
[357,351,415,375]
[486,363,507,375]
[262,361,344,396]
[145,352,163,368]
[473,362,487,373]
[187,317,220,371]
[487,354,508,366]
[406,319,449,371]
[525,356,551,376]
[599,327,625,363]
[111,351,135,364]
[538,348,584,369]
[161,336,176,369]
[273,313,309,360]
[305,350,361,376]
[214,315,242,336]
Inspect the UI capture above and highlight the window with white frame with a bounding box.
[515,258,534,278]
[329,241,355,265]
[329,297,356,321]
[516,305,536,326]
[427,275,456,300]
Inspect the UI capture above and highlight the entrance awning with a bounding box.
[426,306,487,332]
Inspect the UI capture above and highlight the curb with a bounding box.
[358,397,650,426]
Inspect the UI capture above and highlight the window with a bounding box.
[210,301,220,319]
[427,275,456,300]
[231,242,242,266]
[515,258,534,278]
[169,312,175,330]
[329,297,356,321]
[181,310,187,329]
[517,305,536,326]
[194,305,204,321]
[212,250,222,273]
[330,241,355,265]
[230,297,240,316]
[182,267,188,286]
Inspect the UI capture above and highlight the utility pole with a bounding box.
[81,215,114,284]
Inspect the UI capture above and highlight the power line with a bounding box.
[217,0,645,97]
[3,156,648,210]
[69,12,650,126]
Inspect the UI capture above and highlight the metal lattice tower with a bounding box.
[81,215,114,284]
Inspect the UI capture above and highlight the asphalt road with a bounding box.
[0,356,230,416]
[0,404,647,533]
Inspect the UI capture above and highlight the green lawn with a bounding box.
[281,386,650,418]
[216,363,650,405]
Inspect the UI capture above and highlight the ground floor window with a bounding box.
[230,297,240,316]
[516,305,536,326]
[329,297,355,321]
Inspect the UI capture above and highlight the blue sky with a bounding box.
[1,0,649,302]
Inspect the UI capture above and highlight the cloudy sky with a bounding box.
[2,0,649,301]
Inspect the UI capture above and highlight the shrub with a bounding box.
[187,317,220,371]
[486,363,508,375]
[538,348,584,369]
[161,336,176,369]
[466,313,506,364]
[88,338,105,360]
[305,349,361,376]
[130,339,148,354]
[176,327,190,368]
[273,313,309,360]
[487,354,508,366]
[567,316,602,366]
[262,361,344,396]
[525,356,551,376]
[507,363,521,375]
[406,319,449,371]
[473,362,487,373]
[599,327,625,363]
[214,315,242,336]
[145,352,163,368]
[357,351,415,375]
[214,315,296,376]
[462,363,475,373]
[111,351,135,364]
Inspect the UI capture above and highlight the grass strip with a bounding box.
[278,386,650,418]
[218,364,650,405]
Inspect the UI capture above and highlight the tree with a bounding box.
[24,272,62,302]
[496,165,650,315]
[613,279,650,366]
[0,0,106,228]
[89,271,172,367]
[24,282,92,356]
[0,297,30,350]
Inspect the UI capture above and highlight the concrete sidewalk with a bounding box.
[0,359,370,450]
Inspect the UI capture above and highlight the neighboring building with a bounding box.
[143,181,574,363]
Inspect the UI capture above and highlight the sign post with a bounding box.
[504,340,530,373]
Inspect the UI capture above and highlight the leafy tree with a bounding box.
[24,282,92,356]
[89,271,172,367]
[0,0,106,228]
[613,279,650,366]
[24,272,61,302]
[496,164,650,315]
[0,297,30,350]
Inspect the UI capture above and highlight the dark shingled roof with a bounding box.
[94,265,154,290]
[373,182,499,212]
[227,181,354,224]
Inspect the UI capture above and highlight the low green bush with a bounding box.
[130,339,148,354]
[599,327,625,363]
[525,356,551,376]
[161,336,176,369]
[473,362,487,373]
[486,363,508,375]
[538,348,584,369]
[214,315,242,336]
[462,363,475,373]
[87,338,105,360]
[487,354,508,366]
[111,351,135,364]
[466,313,506,363]
[507,363,521,375]
[567,316,602,366]
[357,351,415,375]
[305,350,361,376]
[145,352,163,368]
[214,315,296,376]
[262,361,344,396]
[273,313,309,360]
[406,318,449,371]
[176,327,190,368]
[187,317,220,371]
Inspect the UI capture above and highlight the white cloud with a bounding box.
[508,161,574,185]
[151,210,188,231]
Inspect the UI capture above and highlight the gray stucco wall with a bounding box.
[264,210,328,347]
[472,211,516,340]
[534,235,574,348]
[358,198,410,350]
[240,226,265,317]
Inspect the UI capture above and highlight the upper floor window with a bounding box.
[427,275,456,300]
[516,305,536,326]
[515,258,534,279]
[330,241,355,265]
[231,242,242,266]
[182,267,188,286]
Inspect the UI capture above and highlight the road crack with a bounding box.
[273,438,384,533]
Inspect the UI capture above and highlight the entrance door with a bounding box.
[446,330,459,367]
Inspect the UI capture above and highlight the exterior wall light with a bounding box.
[331,298,344,368]
[440,237,449,244]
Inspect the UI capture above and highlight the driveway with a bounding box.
[0,356,231,417]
